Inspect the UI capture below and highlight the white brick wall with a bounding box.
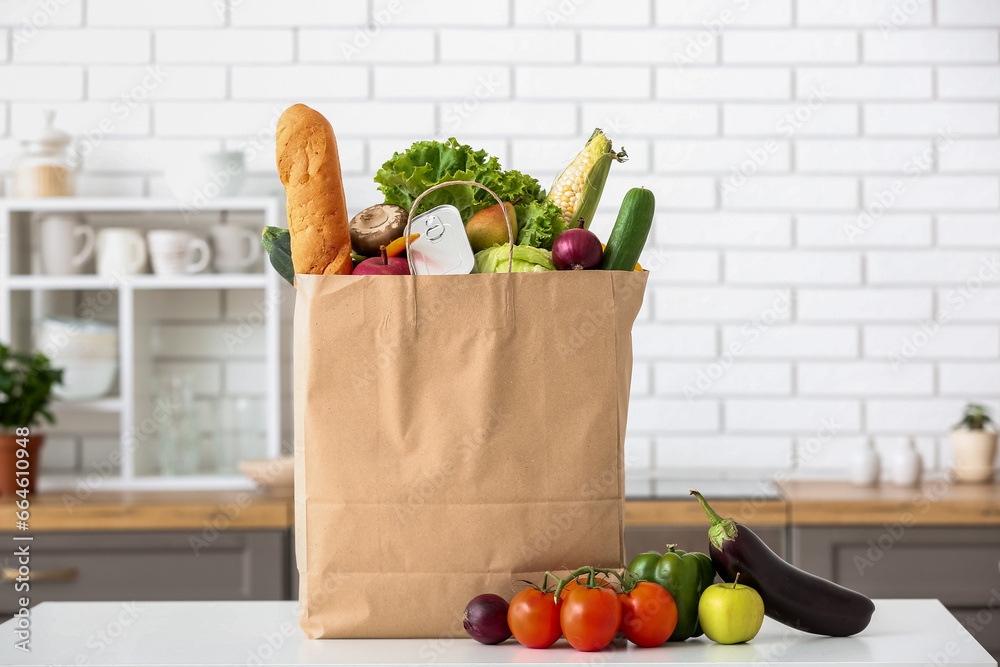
[796,1,933,27]
[797,67,932,99]
[722,31,858,64]
[3,0,999,485]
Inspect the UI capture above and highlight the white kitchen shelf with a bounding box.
[7,273,268,291]
[0,196,284,491]
[36,473,258,492]
[53,398,123,413]
[1,196,280,214]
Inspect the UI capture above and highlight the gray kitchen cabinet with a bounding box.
[290,529,299,598]
[791,525,1000,660]
[625,525,787,563]
[0,529,289,616]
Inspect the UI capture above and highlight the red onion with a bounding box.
[463,594,512,644]
[552,218,603,270]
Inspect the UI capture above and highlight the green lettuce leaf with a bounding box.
[516,200,560,249]
[473,244,556,274]
[374,138,563,249]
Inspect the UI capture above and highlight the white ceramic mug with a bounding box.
[147,230,211,276]
[209,225,260,273]
[38,214,96,275]
[96,228,147,278]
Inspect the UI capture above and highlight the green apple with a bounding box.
[698,575,765,644]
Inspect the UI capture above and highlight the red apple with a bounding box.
[352,245,410,275]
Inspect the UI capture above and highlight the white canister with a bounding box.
[849,438,881,487]
[13,110,75,197]
[38,213,95,275]
[889,439,923,488]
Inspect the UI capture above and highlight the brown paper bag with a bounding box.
[294,269,648,638]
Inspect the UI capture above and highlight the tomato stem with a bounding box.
[516,572,557,594]
[617,569,638,595]
[548,566,628,603]
[602,568,629,592]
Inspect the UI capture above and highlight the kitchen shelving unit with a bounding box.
[0,197,284,490]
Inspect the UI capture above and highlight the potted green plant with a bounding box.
[950,404,997,484]
[0,344,62,497]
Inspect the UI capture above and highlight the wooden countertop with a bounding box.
[627,479,1000,527]
[1,480,996,531]
[0,490,293,532]
[4,492,763,532]
[777,479,1000,526]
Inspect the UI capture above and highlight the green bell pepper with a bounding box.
[626,544,716,641]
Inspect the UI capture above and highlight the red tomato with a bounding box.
[560,585,622,652]
[618,582,678,648]
[508,588,562,649]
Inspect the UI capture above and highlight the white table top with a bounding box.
[0,599,995,666]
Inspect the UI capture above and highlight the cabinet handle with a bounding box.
[1,567,78,583]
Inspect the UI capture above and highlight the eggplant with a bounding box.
[690,490,875,637]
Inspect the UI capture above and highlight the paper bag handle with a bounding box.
[403,181,515,274]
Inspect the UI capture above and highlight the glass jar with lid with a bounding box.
[13,109,75,197]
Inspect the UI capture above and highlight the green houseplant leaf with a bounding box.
[0,343,63,431]
[955,403,994,431]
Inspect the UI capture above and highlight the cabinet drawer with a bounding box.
[791,526,1000,608]
[0,530,288,613]
[952,605,1000,659]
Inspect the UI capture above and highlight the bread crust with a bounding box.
[276,104,353,276]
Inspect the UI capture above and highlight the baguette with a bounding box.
[275,104,353,276]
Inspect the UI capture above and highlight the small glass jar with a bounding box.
[13,110,75,197]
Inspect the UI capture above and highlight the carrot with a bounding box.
[385,234,420,257]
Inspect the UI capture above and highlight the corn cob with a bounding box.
[546,128,628,235]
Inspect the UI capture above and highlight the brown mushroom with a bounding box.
[349,204,409,257]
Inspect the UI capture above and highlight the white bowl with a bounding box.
[53,359,118,401]
[163,151,246,204]
[239,456,293,494]
[37,318,117,360]
[42,335,118,361]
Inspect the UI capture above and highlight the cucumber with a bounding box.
[261,226,294,285]
[600,187,654,271]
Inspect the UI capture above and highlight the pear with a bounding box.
[465,201,519,252]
